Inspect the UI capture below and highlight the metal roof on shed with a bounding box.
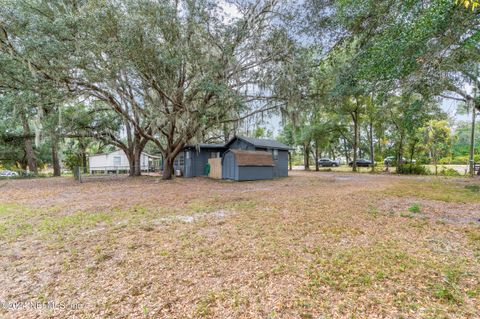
[226,136,293,150]
[184,143,227,149]
[184,136,293,151]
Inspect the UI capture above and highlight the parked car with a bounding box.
[384,156,416,166]
[348,159,374,167]
[0,170,18,177]
[317,158,340,167]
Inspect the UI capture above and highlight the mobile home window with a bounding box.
[273,149,278,160]
[113,156,121,166]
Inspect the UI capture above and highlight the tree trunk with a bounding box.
[288,152,292,171]
[81,151,87,173]
[134,147,142,176]
[51,140,61,176]
[79,141,88,173]
[352,111,359,172]
[20,110,38,174]
[126,151,136,177]
[19,159,27,170]
[304,144,310,171]
[472,65,479,175]
[343,138,349,163]
[468,98,476,176]
[330,146,336,160]
[409,139,418,165]
[397,134,405,172]
[162,157,175,180]
[315,143,319,171]
[369,120,375,172]
[161,141,186,180]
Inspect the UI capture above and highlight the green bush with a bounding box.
[408,203,421,213]
[438,157,453,165]
[450,156,469,164]
[438,167,462,176]
[397,164,430,175]
[465,184,480,193]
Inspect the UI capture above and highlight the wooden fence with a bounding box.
[208,158,222,179]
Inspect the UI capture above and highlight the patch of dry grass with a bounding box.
[386,178,480,203]
[0,172,479,318]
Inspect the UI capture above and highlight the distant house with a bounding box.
[88,149,161,173]
[175,136,292,180]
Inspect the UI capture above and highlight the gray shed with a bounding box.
[222,150,275,181]
[171,136,292,180]
[225,136,292,178]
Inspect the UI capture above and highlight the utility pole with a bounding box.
[469,64,478,176]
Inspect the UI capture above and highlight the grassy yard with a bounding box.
[1,172,480,318]
[295,164,470,175]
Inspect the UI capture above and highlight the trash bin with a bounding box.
[175,169,182,177]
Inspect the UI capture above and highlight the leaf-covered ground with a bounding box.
[1,171,480,318]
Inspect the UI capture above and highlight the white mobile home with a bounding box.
[88,149,161,173]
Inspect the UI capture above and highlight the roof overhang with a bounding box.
[225,136,293,151]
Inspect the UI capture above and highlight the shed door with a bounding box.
[228,159,234,179]
[222,153,234,179]
[185,151,193,177]
[272,149,278,177]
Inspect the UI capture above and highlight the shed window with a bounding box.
[113,156,121,166]
[272,149,278,160]
[179,154,184,166]
[210,152,220,158]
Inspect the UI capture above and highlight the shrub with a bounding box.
[438,157,453,165]
[465,184,480,193]
[408,203,421,213]
[439,167,462,176]
[397,164,430,175]
[451,156,469,165]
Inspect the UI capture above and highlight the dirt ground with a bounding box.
[1,171,480,318]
